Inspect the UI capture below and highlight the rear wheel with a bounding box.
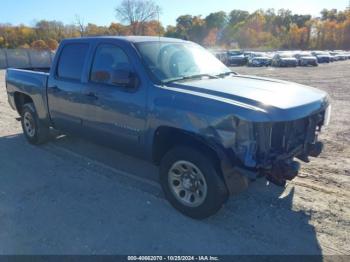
[21,103,50,145]
[160,146,228,219]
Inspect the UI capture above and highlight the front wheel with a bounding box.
[21,103,50,145]
[160,146,228,219]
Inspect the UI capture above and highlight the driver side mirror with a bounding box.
[111,69,139,89]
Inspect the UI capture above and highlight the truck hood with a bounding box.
[165,75,328,122]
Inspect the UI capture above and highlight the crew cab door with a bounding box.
[47,42,90,133]
[81,43,147,156]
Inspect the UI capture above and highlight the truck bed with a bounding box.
[6,68,50,122]
[16,67,51,73]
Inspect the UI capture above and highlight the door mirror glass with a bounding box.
[111,69,138,88]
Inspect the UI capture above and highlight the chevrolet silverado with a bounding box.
[5,37,331,218]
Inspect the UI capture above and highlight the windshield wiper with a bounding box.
[162,74,218,84]
[216,71,238,78]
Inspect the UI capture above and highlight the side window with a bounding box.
[90,44,132,85]
[57,43,89,80]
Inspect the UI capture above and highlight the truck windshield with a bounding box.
[136,42,231,83]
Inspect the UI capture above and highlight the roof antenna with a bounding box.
[157,7,161,40]
[157,6,162,81]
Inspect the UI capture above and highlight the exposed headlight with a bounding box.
[235,120,257,167]
[324,105,332,126]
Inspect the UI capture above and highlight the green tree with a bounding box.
[321,9,338,21]
[229,10,249,25]
[205,11,227,29]
[164,25,181,38]
[176,15,193,37]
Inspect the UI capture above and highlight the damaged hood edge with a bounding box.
[160,75,329,122]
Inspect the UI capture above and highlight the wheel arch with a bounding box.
[152,126,250,195]
[152,126,225,174]
[14,92,34,115]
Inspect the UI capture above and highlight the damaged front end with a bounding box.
[255,109,328,186]
[214,105,331,188]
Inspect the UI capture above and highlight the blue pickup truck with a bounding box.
[5,36,331,218]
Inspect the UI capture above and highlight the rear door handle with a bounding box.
[85,92,98,100]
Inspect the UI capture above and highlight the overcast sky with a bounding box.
[1,0,348,27]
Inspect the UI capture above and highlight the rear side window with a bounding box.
[57,43,89,80]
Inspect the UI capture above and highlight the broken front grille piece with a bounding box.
[256,113,323,166]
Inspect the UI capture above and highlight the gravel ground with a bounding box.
[0,62,349,255]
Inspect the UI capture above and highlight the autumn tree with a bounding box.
[31,40,49,50]
[142,20,164,36]
[115,0,161,35]
[286,23,309,49]
[47,38,59,50]
[203,28,218,46]
[109,23,131,35]
[75,15,87,36]
[0,7,349,51]
[0,36,5,48]
[188,16,206,43]
[85,23,110,36]
[342,13,350,49]
[19,43,30,49]
[35,20,65,41]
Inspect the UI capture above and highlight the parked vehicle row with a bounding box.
[211,49,350,68]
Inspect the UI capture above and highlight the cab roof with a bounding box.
[62,36,189,44]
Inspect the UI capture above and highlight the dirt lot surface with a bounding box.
[0,62,349,255]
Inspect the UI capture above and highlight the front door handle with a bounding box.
[85,92,98,100]
[50,86,60,93]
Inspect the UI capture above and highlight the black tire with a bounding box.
[160,146,228,219]
[21,103,50,145]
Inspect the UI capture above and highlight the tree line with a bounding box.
[0,0,349,51]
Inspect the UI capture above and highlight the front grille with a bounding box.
[271,118,308,153]
[256,113,324,158]
[271,122,286,151]
[255,111,325,166]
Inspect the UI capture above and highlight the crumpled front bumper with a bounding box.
[221,109,328,190]
[263,141,324,186]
